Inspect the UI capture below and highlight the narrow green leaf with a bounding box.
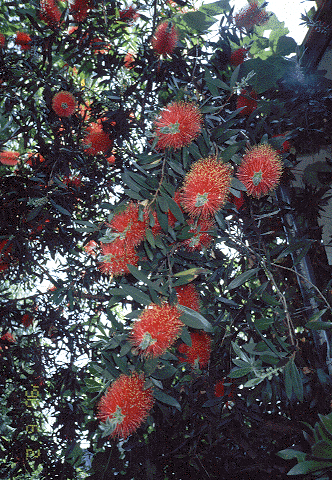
[180,326,192,347]
[178,305,213,332]
[126,265,165,294]
[312,440,332,459]
[153,389,181,410]
[243,377,264,387]
[228,367,253,378]
[277,449,306,461]
[109,286,151,306]
[290,359,303,402]
[49,199,72,216]
[227,268,260,290]
[287,460,332,476]
[284,360,293,400]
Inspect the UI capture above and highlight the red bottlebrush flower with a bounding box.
[230,47,248,66]
[108,202,147,248]
[124,52,135,69]
[182,217,215,251]
[39,0,62,28]
[214,380,225,398]
[178,332,211,369]
[90,37,112,55]
[229,191,245,211]
[181,156,231,218]
[15,32,32,50]
[272,134,291,153]
[1,332,16,343]
[70,0,91,23]
[153,102,202,150]
[63,175,82,188]
[119,5,139,24]
[0,151,20,166]
[0,34,6,48]
[106,154,116,164]
[84,239,98,256]
[237,89,258,117]
[175,283,200,312]
[82,122,113,155]
[0,239,11,274]
[234,1,269,30]
[26,152,45,166]
[52,91,77,117]
[237,144,283,198]
[97,373,154,439]
[21,313,33,328]
[151,21,179,56]
[99,239,138,276]
[130,302,184,358]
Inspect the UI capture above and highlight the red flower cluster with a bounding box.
[26,152,45,166]
[15,32,32,50]
[108,202,147,247]
[151,21,179,56]
[237,89,258,117]
[119,5,139,24]
[237,144,283,198]
[130,302,183,357]
[52,91,77,117]
[99,240,138,276]
[21,313,34,328]
[0,239,12,273]
[84,240,98,256]
[97,373,154,439]
[1,332,16,343]
[234,1,269,30]
[63,175,82,188]
[39,0,62,28]
[175,283,200,312]
[70,0,91,23]
[82,122,113,155]
[153,102,202,150]
[272,134,291,154]
[0,34,6,48]
[181,156,231,218]
[230,47,248,66]
[229,191,245,211]
[182,217,215,251]
[214,379,237,402]
[178,332,211,369]
[0,151,20,166]
[124,52,135,69]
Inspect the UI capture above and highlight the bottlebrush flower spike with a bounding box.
[1,332,16,343]
[108,202,147,248]
[181,156,231,218]
[182,217,215,251]
[175,283,200,312]
[230,47,248,66]
[119,5,139,24]
[21,313,34,328]
[99,239,138,276]
[0,34,6,48]
[84,240,98,256]
[0,151,20,166]
[130,302,184,358]
[97,373,154,439]
[82,122,113,155]
[234,1,269,30]
[237,144,283,198]
[178,332,211,369]
[272,134,291,153]
[15,32,32,50]
[153,102,202,150]
[70,0,91,23]
[237,89,258,117]
[151,20,179,56]
[52,91,77,117]
[39,0,62,28]
[214,380,225,397]
[26,152,45,166]
[124,52,135,69]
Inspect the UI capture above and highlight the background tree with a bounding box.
[1,0,332,478]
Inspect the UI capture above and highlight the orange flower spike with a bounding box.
[0,151,20,166]
[153,102,202,150]
[1,332,16,343]
[130,302,184,358]
[15,32,32,50]
[151,20,179,56]
[82,123,113,155]
[97,373,154,439]
[84,240,98,256]
[26,152,45,166]
[99,239,138,276]
[237,144,283,198]
[181,156,231,218]
[109,202,147,248]
[178,332,211,369]
[175,283,201,312]
[52,91,77,117]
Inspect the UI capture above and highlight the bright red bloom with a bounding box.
[237,89,258,117]
[178,332,211,369]
[0,34,6,48]
[99,239,138,276]
[130,302,184,358]
[52,91,77,117]
[21,313,34,328]
[39,0,62,27]
[70,0,91,22]
[175,283,200,312]
[124,52,135,69]
[84,240,98,256]
[214,380,225,398]
[97,373,154,439]
[234,1,269,30]
[151,21,179,56]
[237,144,283,198]
[1,332,16,343]
[82,122,113,155]
[230,47,248,66]
[272,134,291,153]
[181,156,231,218]
[182,217,215,251]
[108,202,147,248]
[90,37,112,55]
[229,191,245,211]
[63,175,82,188]
[15,32,32,50]
[107,154,116,164]
[26,152,45,166]
[153,102,202,150]
[0,151,20,166]
[119,5,139,24]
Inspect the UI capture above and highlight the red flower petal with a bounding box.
[52,91,77,117]
[178,332,211,368]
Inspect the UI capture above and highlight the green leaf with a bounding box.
[178,305,213,332]
[153,389,181,411]
[306,322,332,331]
[290,359,303,402]
[109,286,151,306]
[181,11,217,33]
[227,268,260,290]
[180,326,192,346]
[312,440,332,459]
[232,341,250,362]
[221,144,241,162]
[151,362,177,380]
[126,265,165,294]
[199,0,230,16]
[228,367,253,378]
[276,36,297,56]
[318,414,332,438]
[165,194,184,223]
[277,449,306,462]
[287,460,332,476]
[49,199,72,216]
[243,377,264,387]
